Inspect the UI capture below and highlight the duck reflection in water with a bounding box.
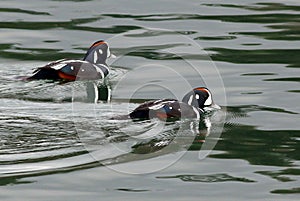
[106,87,221,155]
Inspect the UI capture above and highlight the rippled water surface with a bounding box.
[1,0,300,200]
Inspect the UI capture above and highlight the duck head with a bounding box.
[182,87,220,110]
[83,40,115,64]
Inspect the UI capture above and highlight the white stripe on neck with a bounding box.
[188,95,193,105]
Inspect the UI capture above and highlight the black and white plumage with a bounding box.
[27,40,114,81]
[128,87,220,120]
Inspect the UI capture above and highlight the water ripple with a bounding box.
[0,8,50,16]
[157,173,255,183]
[206,48,300,67]
[202,3,300,12]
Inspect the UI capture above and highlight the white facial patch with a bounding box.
[107,47,111,58]
[98,49,103,54]
[195,94,200,99]
[204,90,212,106]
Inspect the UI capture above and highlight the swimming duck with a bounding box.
[129,87,220,120]
[27,40,115,81]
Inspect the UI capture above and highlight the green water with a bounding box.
[0,0,299,200]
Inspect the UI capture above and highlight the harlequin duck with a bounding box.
[27,40,115,81]
[128,87,220,120]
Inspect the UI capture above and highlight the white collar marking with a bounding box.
[188,95,193,105]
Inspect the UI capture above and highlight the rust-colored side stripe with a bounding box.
[58,71,76,81]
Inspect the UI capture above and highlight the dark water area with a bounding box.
[0,0,300,200]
